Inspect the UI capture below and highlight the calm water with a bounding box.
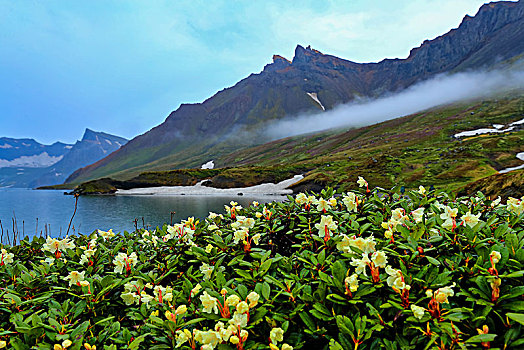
[0,188,284,239]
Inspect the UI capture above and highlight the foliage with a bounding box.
[1,181,524,349]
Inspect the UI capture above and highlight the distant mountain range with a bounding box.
[62,0,523,184]
[0,129,127,188]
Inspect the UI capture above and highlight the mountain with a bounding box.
[0,138,72,168]
[66,0,524,184]
[0,129,127,188]
[30,129,128,187]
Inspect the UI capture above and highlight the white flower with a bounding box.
[418,186,426,195]
[434,283,455,304]
[357,176,368,188]
[315,198,330,212]
[440,206,458,221]
[336,234,352,253]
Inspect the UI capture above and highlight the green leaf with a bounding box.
[262,282,271,300]
[507,313,524,325]
[128,333,150,349]
[299,312,316,331]
[465,334,497,343]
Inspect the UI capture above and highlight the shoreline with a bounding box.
[115,174,304,196]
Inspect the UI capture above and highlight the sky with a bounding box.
[0,0,510,144]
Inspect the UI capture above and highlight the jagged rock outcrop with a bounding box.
[66,0,524,183]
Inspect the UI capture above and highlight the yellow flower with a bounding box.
[165,310,176,322]
[295,193,307,205]
[236,301,249,313]
[226,294,241,307]
[200,263,214,280]
[371,251,388,268]
[194,330,221,348]
[84,343,96,350]
[270,327,284,344]
[205,244,214,253]
[342,192,358,212]
[150,310,159,317]
[0,341,6,349]
[247,291,259,308]
[64,270,86,287]
[490,251,501,264]
[191,283,202,296]
[240,329,248,341]
[410,304,425,320]
[176,329,190,347]
[0,248,14,265]
[345,274,359,292]
[314,215,337,239]
[79,280,90,287]
[411,208,425,223]
[418,185,426,195]
[336,234,352,253]
[270,344,279,350]
[357,176,367,188]
[230,336,240,345]
[200,291,218,314]
[175,304,187,316]
[460,211,481,228]
[282,344,293,350]
[315,198,330,212]
[228,311,248,328]
[121,291,139,305]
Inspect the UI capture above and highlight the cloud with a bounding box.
[264,67,524,140]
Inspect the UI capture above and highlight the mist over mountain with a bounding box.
[66,0,524,184]
[265,65,524,139]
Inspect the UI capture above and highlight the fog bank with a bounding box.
[265,67,524,139]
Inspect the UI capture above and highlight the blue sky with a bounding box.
[0,0,504,144]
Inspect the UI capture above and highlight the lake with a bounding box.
[0,188,285,241]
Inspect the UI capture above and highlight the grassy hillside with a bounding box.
[217,94,524,193]
[65,94,524,195]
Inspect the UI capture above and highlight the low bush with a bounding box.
[1,179,523,349]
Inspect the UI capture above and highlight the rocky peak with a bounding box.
[263,54,291,72]
[292,45,324,65]
[81,128,99,142]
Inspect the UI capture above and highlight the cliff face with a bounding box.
[67,0,524,183]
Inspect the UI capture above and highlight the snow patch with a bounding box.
[0,144,13,149]
[116,175,304,196]
[492,124,505,129]
[201,160,214,169]
[105,139,112,145]
[22,143,30,147]
[499,152,524,174]
[0,152,63,168]
[306,92,325,111]
[454,127,514,138]
[510,118,524,126]
[65,145,73,149]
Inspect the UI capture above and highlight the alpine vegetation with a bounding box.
[1,179,524,349]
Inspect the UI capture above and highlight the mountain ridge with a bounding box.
[66,0,524,184]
